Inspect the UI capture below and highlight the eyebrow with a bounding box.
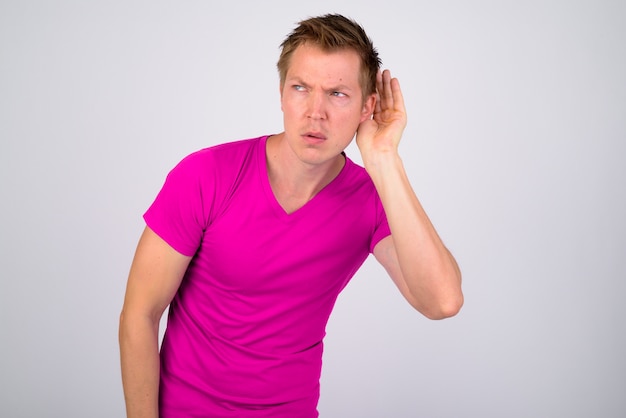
[287,77,355,93]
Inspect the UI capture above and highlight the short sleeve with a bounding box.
[143,150,215,257]
[369,192,391,253]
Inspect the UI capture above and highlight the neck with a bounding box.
[266,133,345,213]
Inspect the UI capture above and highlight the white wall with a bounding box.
[1,1,624,417]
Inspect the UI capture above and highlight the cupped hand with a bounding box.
[356,69,408,162]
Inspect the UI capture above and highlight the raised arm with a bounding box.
[357,70,463,319]
[119,226,192,417]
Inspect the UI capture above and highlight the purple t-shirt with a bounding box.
[144,136,390,417]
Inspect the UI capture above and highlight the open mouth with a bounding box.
[304,132,326,142]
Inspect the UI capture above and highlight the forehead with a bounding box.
[286,43,362,86]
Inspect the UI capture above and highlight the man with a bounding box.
[119,13,463,418]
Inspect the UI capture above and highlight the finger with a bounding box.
[379,69,394,111]
[373,71,383,116]
[390,76,405,113]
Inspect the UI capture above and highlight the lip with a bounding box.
[302,131,327,144]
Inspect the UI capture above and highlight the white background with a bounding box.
[1,0,624,417]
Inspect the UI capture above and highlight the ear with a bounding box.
[279,82,285,112]
[360,93,376,123]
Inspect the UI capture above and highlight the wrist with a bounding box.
[363,150,403,177]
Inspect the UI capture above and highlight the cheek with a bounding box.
[281,97,300,116]
[282,105,298,123]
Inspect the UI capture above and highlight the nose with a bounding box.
[307,91,326,120]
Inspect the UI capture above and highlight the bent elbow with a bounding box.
[429,296,464,320]
[418,291,464,320]
[425,269,464,320]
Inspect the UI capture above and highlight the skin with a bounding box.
[119,42,463,418]
[266,42,376,212]
[360,71,463,319]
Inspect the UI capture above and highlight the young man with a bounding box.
[119,14,463,418]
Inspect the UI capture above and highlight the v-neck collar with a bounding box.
[257,135,350,222]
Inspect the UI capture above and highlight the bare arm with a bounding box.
[358,70,463,319]
[119,226,192,417]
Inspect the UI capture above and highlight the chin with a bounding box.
[298,149,343,167]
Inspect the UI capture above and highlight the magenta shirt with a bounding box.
[144,136,390,417]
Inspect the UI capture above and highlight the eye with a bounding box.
[331,91,347,98]
[293,85,306,92]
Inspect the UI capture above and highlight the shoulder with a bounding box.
[180,136,265,166]
[171,136,267,176]
[340,155,387,217]
[318,154,382,213]
[341,154,377,192]
[206,136,265,156]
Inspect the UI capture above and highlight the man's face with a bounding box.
[280,43,375,166]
